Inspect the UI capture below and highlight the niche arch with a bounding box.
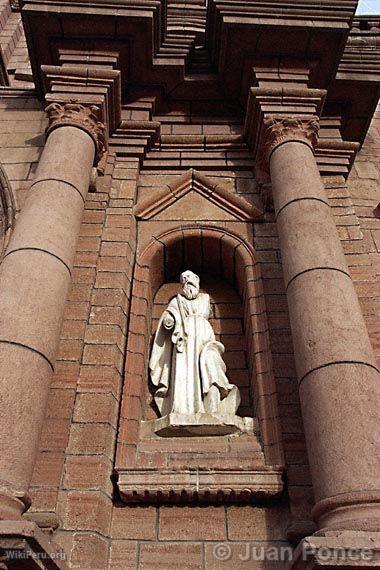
[116,226,284,494]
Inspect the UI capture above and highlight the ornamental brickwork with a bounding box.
[0,2,378,569]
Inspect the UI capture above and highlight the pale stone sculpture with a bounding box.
[148,270,253,436]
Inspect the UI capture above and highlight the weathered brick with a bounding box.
[58,491,112,535]
[227,506,289,540]
[84,324,125,350]
[111,506,157,539]
[67,423,115,457]
[68,283,93,303]
[89,306,127,330]
[79,223,103,237]
[77,365,121,396]
[28,488,58,514]
[91,288,127,308]
[63,301,90,321]
[39,419,71,453]
[73,392,118,426]
[51,362,80,389]
[140,543,203,569]
[70,532,109,570]
[57,339,83,361]
[46,389,75,419]
[77,236,101,252]
[159,507,226,540]
[95,272,130,292]
[109,541,137,570]
[74,252,98,268]
[101,227,131,242]
[83,210,106,224]
[63,455,113,493]
[31,452,64,487]
[100,241,130,257]
[82,344,123,370]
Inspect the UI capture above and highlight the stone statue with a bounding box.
[148,271,252,436]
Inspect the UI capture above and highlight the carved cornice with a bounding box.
[117,467,284,505]
[45,101,107,165]
[259,116,320,172]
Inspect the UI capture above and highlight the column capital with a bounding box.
[45,100,106,165]
[259,115,319,172]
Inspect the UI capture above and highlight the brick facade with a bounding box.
[0,2,378,570]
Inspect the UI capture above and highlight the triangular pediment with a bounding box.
[134,169,263,222]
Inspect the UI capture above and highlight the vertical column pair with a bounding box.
[0,102,105,520]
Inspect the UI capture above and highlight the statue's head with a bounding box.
[180,270,200,300]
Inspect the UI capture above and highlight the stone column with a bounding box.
[0,101,105,519]
[262,116,380,533]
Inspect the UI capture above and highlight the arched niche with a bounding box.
[116,226,284,472]
[0,164,16,257]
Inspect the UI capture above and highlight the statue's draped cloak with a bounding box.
[149,292,235,416]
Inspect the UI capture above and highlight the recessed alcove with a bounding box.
[115,225,284,504]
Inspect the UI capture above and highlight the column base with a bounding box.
[0,521,68,569]
[0,488,30,521]
[312,491,380,533]
[287,531,380,569]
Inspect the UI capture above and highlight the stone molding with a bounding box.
[134,168,262,222]
[45,101,106,165]
[115,224,285,505]
[118,467,284,504]
[260,115,320,169]
[244,86,325,158]
[312,490,380,533]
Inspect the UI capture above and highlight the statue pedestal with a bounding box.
[143,413,255,437]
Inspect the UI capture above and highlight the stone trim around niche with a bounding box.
[115,224,285,504]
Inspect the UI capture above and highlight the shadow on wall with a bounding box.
[0,163,16,257]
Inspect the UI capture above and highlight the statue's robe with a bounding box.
[149,292,238,416]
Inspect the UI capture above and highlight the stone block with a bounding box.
[111,506,157,540]
[159,506,226,541]
[63,455,113,493]
[73,392,118,426]
[227,506,289,541]
[59,491,112,534]
[139,542,203,569]
[70,532,109,570]
[67,423,115,457]
[109,540,137,570]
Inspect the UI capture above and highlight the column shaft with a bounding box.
[0,124,95,519]
[269,139,380,532]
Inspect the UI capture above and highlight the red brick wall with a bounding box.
[0,94,378,569]
[347,105,380,370]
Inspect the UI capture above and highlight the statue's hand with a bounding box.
[163,314,175,330]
